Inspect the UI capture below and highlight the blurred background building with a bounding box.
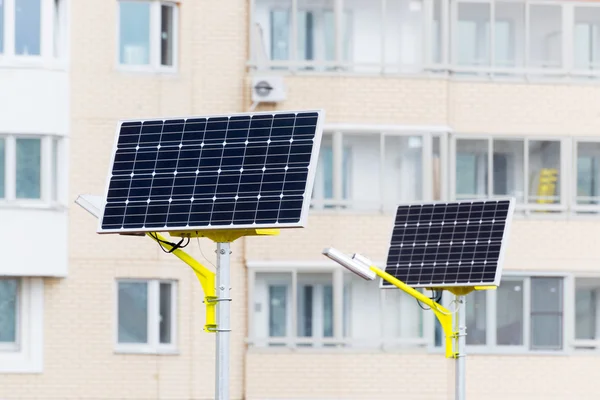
[1,0,600,399]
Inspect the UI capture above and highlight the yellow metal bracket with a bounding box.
[147,229,280,332]
[369,266,455,358]
[146,232,218,332]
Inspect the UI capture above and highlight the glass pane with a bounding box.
[382,289,423,340]
[15,0,41,56]
[531,314,562,349]
[343,134,379,210]
[493,140,524,202]
[323,285,333,337]
[297,285,313,337]
[383,136,422,207]
[574,7,600,70]
[456,2,490,66]
[496,279,524,345]
[576,142,600,205]
[528,4,562,69]
[531,277,563,313]
[16,138,41,199]
[0,279,18,343]
[455,139,488,199]
[575,288,596,340]
[0,0,4,54]
[118,281,148,343]
[0,138,5,198]
[528,141,560,204]
[531,277,563,350]
[159,283,172,344]
[160,5,174,66]
[494,2,525,68]
[431,0,442,64]
[119,1,151,65]
[269,8,290,61]
[466,290,486,345]
[51,139,58,201]
[268,285,287,337]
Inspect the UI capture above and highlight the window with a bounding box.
[435,276,563,352]
[0,135,61,205]
[575,141,600,210]
[0,278,43,373]
[0,278,18,350]
[116,279,177,353]
[249,268,425,348]
[118,1,177,69]
[574,278,600,349]
[529,4,562,69]
[574,7,600,71]
[311,129,446,211]
[255,0,353,70]
[453,137,561,209]
[0,0,65,60]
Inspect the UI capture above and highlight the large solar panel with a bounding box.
[381,198,515,288]
[97,110,324,234]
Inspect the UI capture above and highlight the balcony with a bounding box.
[249,0,600,80]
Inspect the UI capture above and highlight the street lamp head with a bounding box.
[322,247,376,281]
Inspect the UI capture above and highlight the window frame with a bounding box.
[450,134,569,213]
[0,277,44,373]
[114,278,178,354]
[311,125,449,212]
[572,137,600,213]
[0,0,67,67]
[430,272,567,355]
[572,275,600,351]
[116,0,179,73]
[0,134,62,208]
[247,262,429,349]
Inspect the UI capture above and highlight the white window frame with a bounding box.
[571,137,600,214]
[429,272,567,355]
[247,262,428,349]
[116,0,179,73]
[114,278,178,354]
[311,124,449,213]
[0,134,63,208]
[0,0,67,67]
[571,275,600,351]
[450,134,568,214]
[0,277,44,373]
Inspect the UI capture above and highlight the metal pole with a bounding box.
[216,242,231,400]
[455,294,466,400]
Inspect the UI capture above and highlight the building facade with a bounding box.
[2,0,600,399]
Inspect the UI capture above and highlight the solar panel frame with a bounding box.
[96,109,325,234]
[379,197,516,289]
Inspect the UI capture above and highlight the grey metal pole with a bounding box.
[216,242,231,400]
[455,294,466,400]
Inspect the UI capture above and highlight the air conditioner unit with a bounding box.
[251,76,287,103]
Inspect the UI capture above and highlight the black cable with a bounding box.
[149,233,190,253]
[416,289,443,310]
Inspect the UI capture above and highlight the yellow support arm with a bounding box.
[369,265,455,358]
[146,232,217,332]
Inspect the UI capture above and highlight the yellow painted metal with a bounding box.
[146,232,217,332]
[369,266,455,358]
[168,228,280,242]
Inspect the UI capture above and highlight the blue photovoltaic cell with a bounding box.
[99,111,323,233]
[382,199,514,288]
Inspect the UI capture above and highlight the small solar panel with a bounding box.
[381,198,515,288]
[98,110,324,234]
